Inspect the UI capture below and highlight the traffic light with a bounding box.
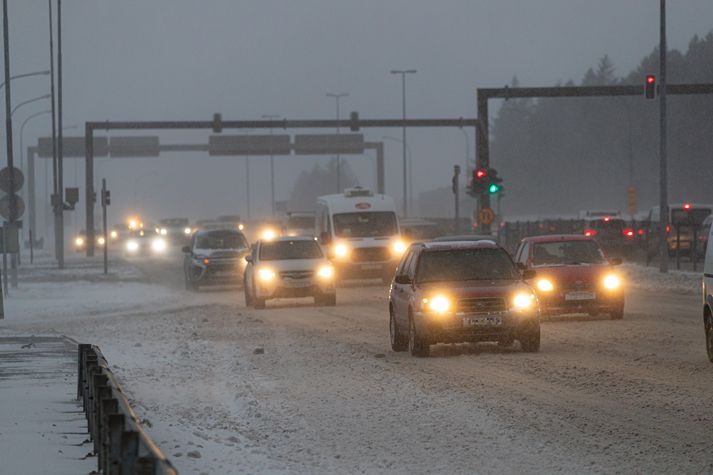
[212,113,222,133]
[467,168,488,196]
[644,75,656,99]
[486,168,503,195]
[101,189,111,206]
[349,111,360,131]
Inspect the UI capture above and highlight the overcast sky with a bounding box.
[8,0,713,228]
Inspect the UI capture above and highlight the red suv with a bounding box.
[388,241,540,357]
[514,235,624,319]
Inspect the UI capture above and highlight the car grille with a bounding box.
[561,281,594,291]
[457,297,507,314]
[280,270,314,280]
[351,247,390,262]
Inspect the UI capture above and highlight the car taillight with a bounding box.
[637,229,644,236]
[203,258,210,265]
[623,229,634,238]
[584,229,597,237]
[666,225,671,233]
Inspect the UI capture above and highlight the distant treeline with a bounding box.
[493,31,713,216]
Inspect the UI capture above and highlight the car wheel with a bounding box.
[323,293,336,306]
[244,278,252,307]
[705,313,713,363]
[390,308,408,352]
[610,306,624,320]
[253,297,266,309]
[408,313,430,357]
[519,324,541,353]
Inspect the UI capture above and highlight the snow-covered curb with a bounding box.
[621,263,701,295]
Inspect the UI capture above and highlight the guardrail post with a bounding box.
[100,397,119,473]
[120,431,139,475]
[107,413,125,475]
[77,344,91,399]
[136,456,157,475]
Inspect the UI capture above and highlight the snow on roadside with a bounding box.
[621,263,701,295]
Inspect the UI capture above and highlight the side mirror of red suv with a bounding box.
[522,269,536,280]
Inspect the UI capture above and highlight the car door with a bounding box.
[392,249,416,323]
[395,249,420,325]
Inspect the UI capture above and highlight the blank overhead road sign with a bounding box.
[209,134,291,156]
[109,136,160,157]
[37,136,109,158]
[293,134,364,155]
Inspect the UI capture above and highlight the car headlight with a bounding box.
[536,278,554,292]
[317,265,334,279]
[334,242,350,259]
[258,268,276,282]
[261,229,277,240]
[424,295,450,314]
[110,230,118,239]
[126,240,139,252]
[97,236,106,246]
[74,237,84,247]
[238,223,245,231]
[183,227,192,235]
[151,238,167,253]
[391,240,407,256]
[602,274,621,290]
[512,292,535,309]
[160,228,168,236]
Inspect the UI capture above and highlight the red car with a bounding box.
[514,235,624,319]
[388,240,541,357]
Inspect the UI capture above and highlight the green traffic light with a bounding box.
[488,184,501,194]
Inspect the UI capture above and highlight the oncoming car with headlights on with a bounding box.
[123,227,169,257]
[388,241,540,357]
[514,235,624,320]
[244,237,336,309]
[182,229,250,291]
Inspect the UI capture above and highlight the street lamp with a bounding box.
[262,114,280,217]
[382,135,413,213]
[11,93,50,117]
[0,70,50,91]
[390,69,416,217]
[326,92,348,192]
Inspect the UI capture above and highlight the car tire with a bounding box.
[390,308,408,352]
[322,293,336,306]
[244,279,252,307]
[610,306,624,320]
[519,324,541,353]
[253,295,266,309]
[705,312,713,363]
[408,313,430,357]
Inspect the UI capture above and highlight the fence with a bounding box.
[77,344,177,475]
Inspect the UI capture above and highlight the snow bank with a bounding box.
[621,263,701,295]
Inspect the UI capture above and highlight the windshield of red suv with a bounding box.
[531,240,606,266]
[260,240,323,260]
[416,248,519,283]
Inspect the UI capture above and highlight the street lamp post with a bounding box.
[658,0,669,273]
[19,110,52,244]
[11,93,50,117]
[326,92,348,193]
[0,70,50,91]
[262,114,280,217]
[390,69,416,217]
[382,135,414,213]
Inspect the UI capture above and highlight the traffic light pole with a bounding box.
[658,0,669,273]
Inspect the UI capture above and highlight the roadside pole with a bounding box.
[101,178,109,275]
[452,165,460,234]
[2,224,7,296]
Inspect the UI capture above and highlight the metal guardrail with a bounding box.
[77,344,177,475]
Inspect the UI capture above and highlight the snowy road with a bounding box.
[5,256,713,474]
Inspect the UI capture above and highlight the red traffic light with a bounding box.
[683,202,692,210]
[645,74,656,99]
[475,169,487,179]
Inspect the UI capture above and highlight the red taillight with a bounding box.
[637,229,644,236]
[203,258,210,265]
[666,225,671,233]
[584,229,597,237]
[624,229,634,238]
[683,203,692,210]
[603,217,610,222]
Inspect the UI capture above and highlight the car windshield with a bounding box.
[531,240,606,266]
[287,216,315,229]
[589,219,625,231]
[416,248,519,283]
[260,240,323,260]
[333,212,398,238]
[160,218,188,227]
[195,231,248,250]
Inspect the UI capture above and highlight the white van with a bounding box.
[316,187,406,282]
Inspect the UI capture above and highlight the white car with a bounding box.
[244,237,336,309]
